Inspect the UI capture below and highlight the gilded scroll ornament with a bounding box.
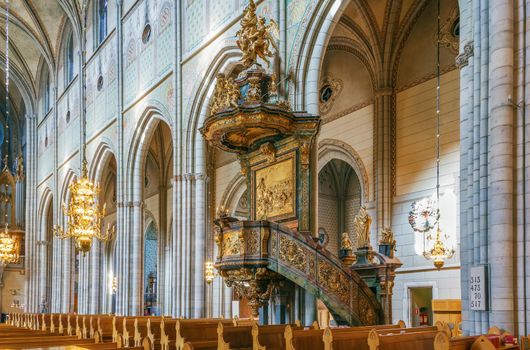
[299,141,310,168]
[246,232,259,255]
[359,295,377,325]
[260,142,276,163]
[318,260,349,304]
[279,235,307,272]
[224,267,280,319]
[222,231,242,256]
[236,0,276,68]
[354,206,372,249]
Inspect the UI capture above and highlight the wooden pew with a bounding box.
[521,335,530,350]
[433,332,509,350]
[158,318,179,350]
[285,325,325,350]
[252,323,303,350]
[182,341,217,350]
[323,326,439,350]
[0,335,96,349]
[97,315,117,342]
[174,318,234,350]
[217,322,252,350]
[136,317,163,347]
[141,318,165,350]
[122,316,137,347]
[367,328,439,350]
[113,316,126,343]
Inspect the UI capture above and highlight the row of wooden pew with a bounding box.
[5,312,522,350]
[0,322,139,350]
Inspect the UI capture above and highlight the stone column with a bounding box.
[129,199,144,316]
[77,254,89,314]
[302,289,317,326]
[114,0,126,316]
[374,88,394,235]
[192,173,207,318]
[23,113,37,312]
[88,240,102,314]
[15,172,24,229]
[488,0,514,332]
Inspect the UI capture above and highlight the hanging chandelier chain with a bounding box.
[82,0,88,166]
[5,0,9,165]
[435,0,441,217]
[0,0,18,266]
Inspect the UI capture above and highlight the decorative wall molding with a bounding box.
[322,99,373,125]
[319,75,343,115]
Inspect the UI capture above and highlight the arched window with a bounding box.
[65,32,74,85]
[95,0,108,46]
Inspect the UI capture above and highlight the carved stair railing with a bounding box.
[215,219,383,326]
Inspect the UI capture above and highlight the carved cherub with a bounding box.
[354,206,372,249]
[380,227,396,246]
[210,73,226,115]
[223,77,241,109]
[340,232,353,251]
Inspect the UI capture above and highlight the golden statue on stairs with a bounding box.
[354,206,372,249]
[236,0,276,68]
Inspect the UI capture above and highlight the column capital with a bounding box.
[374,88,393,97]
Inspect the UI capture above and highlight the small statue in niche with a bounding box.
[354,205,372,250]
[340,232,353,251]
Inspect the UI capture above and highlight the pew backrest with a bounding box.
[470,336,496,350]
[252,323,302,350]
[217,322,253,350]
[285,325,325,350]
[367,328,439,350]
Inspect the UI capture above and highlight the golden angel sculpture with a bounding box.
[236,0,277,67]
[354,206,372,249]
[340,232,353,251]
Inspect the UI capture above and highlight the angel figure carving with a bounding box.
[354,206,372,249]
[236,0,276,67]
[340,232,353,251]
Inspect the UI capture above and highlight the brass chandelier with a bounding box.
[53,3,114,254]
[422,0,454,270]
[0,0,18,265]
[53,159,114,254]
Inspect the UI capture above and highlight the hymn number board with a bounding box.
[469,265,488,311]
